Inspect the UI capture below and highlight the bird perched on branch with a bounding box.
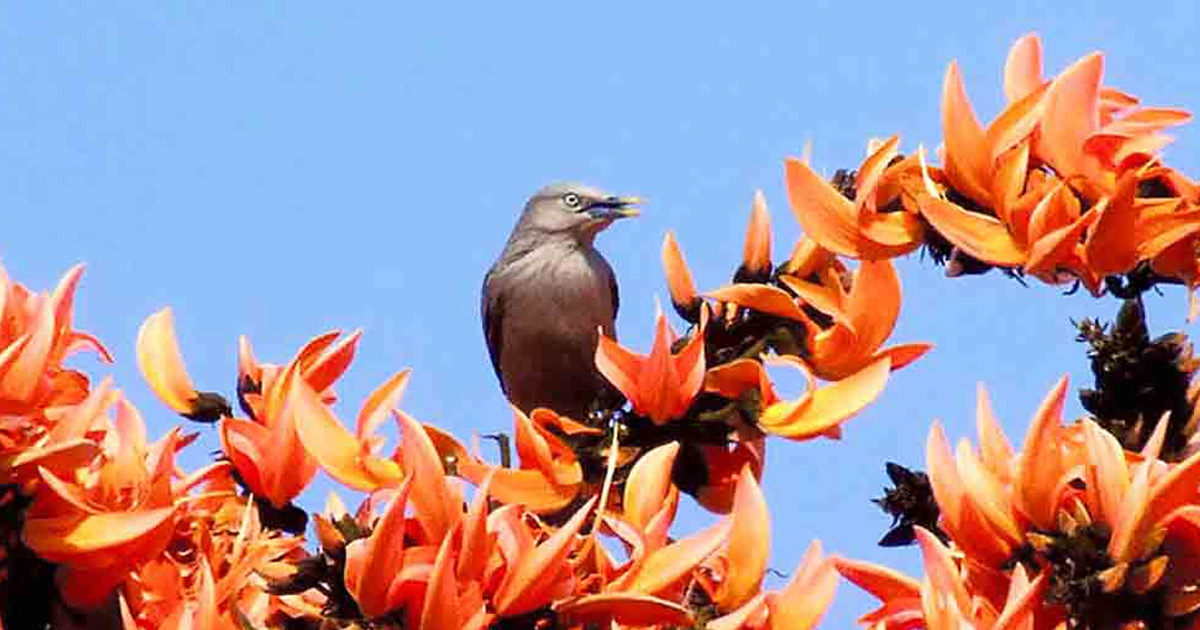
[482,183,641,421]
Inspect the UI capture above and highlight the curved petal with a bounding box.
[556,593,692,628]
[919,196,1026,266]
[293,378,402,492]
[624,442,680,532]
[662,231,700,318]
[741,191,773,276]
[135,308,197,415]
[942,61,992,206]
[712,467,770,610]
[1004,33,1044,102]
[759,357,891,440]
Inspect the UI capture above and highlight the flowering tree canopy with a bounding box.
[4,33,1200,630]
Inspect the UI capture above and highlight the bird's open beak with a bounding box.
[587,196,642,220]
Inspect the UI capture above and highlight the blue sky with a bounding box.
[4,2,1200,626]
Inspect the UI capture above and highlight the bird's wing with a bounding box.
[481,270,506,385]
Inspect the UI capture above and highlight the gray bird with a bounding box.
[482,183,641,421]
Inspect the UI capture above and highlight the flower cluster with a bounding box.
[3,30,1200,630]
[787,34,1200,312]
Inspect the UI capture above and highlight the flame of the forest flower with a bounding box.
[595,308,705,424]
[783,139,925,261]
[220,361,317,509]
[782,259,931,381]
[24,398,229,608]
[292,370,409,491]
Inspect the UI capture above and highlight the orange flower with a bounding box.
[916,34,1199,294]
[781,258,931,381]
[0,262,110,414]
[24,398,228,608]
[784,136,925,260]
[705,355,892,442]
[220,362,317,509]
[292,370,410,491]
[595,309,705,424]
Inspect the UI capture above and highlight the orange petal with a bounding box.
[136,308,198,415]
[919,196,1026,266]
[555,593,691,628]
[662,231,700,318]
[626,518,732,595]
[844,260,901,356]
[855,136,901,217]
[780,236,837,278]
[346,475,413,618]
[941,61,992,206]
[595,332,643,409]
[1014,377,1069,530]
[705,358,777,406]
[834,556,920,601]
[493,497,596,616]
[707,283,809,323]
[398,410,462,541]
[302,329,362,393]
[293,378,401,491]
[624,442,680,532]
[1004,34,1044,102]
[759,356,891,440]
[769,541,838,630]
[975,384,1015,475]
[357,370,412,443]
[419,527,463,630]
[1038,52,1103,180]
[713,467,770,611]
[24,507,176,566]
[785,158,918,260]
[1025,212,1095,275]
[740,191,773,277]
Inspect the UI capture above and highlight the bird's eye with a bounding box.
[562,193,582,208]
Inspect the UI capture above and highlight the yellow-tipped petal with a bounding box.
[136,308,198,415]
[741,191,773,276]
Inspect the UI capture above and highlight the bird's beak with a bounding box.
[587,196,643,220]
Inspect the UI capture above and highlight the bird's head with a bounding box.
[519,182,641,243]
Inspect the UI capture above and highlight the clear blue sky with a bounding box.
[4,3,1200,626]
